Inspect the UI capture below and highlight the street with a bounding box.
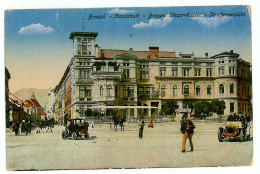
[6,121,253,170]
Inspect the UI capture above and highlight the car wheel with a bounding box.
[218,127,224,142]
[85,132,90,140]
[72,132,77,140]
[240,131,244,142]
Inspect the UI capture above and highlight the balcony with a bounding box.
[75,78,94,84]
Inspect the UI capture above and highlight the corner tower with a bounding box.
[70,32,99,57]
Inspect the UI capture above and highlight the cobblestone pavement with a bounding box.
[6,121,253,170]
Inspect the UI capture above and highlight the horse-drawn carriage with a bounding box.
[36,118,55,133]
[12,120,32,136]
[62,118,89,140]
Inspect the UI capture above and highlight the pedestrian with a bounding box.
[120,118,125,131]
[91,121,95,128]
[148,119,153,128]
[238,112,246,136]
[180,114,195,152]
[138,116,145,139]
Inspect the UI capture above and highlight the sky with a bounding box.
[4,6,251,93]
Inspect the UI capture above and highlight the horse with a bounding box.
[36,118,54,133]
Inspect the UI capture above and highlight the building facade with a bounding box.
[53,32,252,125]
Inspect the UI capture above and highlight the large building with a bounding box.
[53,32,252,125]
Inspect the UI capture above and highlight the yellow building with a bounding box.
[53,32,252,124]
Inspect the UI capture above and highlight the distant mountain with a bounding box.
[14,88,50,107]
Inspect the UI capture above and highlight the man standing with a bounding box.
[138,116,145,139]
[181,114,195,152]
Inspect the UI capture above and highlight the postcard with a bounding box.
[5,6,252,170]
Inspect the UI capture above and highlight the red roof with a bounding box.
[31,98,41,107]
[24,103,32,107]
[41,112,46,115]
[25,100,33,105]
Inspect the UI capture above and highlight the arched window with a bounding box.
[196,85,200,95]
[107,85,112,97]
[161,85,166,97]
[173,85,177,96]
[184,85,189,95]
[207,85,211,95]
[230,84,234,94]
[219,84,224,94]
[100,86,103,96]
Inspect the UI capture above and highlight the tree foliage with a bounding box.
[194,100,212,119]
[161,100,177,115]
[211,99,226,115]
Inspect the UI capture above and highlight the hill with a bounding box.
[14,88,50,107]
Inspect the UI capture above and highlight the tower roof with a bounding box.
[69,32,98,39]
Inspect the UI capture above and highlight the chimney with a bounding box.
[149,46,159,59]
[230,50,233,54]
[205,53,208,58]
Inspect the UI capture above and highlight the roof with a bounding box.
[24,103,32,107]
[41,112,46,115]
[70,32,98,39]
[100,49,176,59]
[210,51,239,59]
[31,98,41,107]
[25,100,33,106]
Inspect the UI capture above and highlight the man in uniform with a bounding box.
[181,114,195,152]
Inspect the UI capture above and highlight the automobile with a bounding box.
[62,119,89,140]
[218,119,251,142]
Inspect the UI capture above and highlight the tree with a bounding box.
[183,100,195,114]
[161,100,177,115]
[194,100,211,119]
[211,99,226,115]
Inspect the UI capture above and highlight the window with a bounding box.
[100,86,104,96]
[86,69,91,78]
[207,85,211,95]
[79,69,86,78]
[140,71,149,80]
[77,38,90,55]
[107,85,112,97]
[172,67,178,76]
[161,85,166,97]
[218,67,225,75]
[219,84,224,94]
[138,87,144,95]
[115,86,118,97]
[173,85,177,96]
[195,68,201,76]
[230,103,234,113]
[123,69,130,78]
[145,87,150,95]
[79,86,91,101]
[206,68,212,77]
[160,67,166,76]
[123,62,130,66]
[229,66,235,75]
[183,68,190,76]
[230,84,234,94]
[196,85,200,95]
[184,85,189,95]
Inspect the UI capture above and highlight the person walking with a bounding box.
[181,114,195,152]
[138,116,145,139]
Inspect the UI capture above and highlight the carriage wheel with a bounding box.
[72,132,78,140]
